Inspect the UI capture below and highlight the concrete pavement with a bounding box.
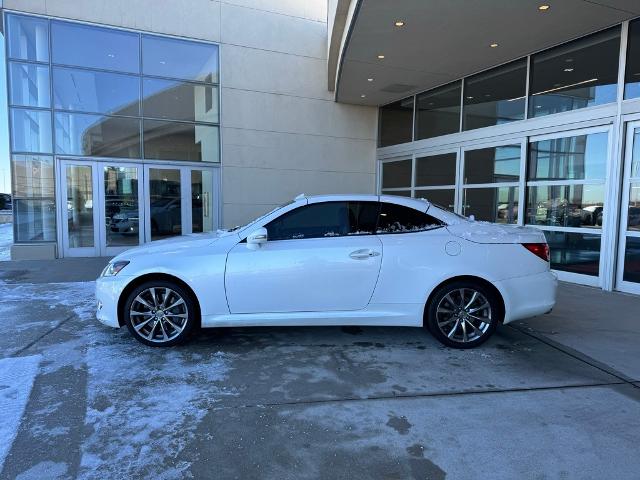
[0,263,638,479]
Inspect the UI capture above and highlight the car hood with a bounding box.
[112,230,237,261]
[446,221,546,244]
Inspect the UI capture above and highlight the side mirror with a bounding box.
[246,227,268,250]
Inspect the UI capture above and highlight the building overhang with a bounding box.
[329,0,640,106]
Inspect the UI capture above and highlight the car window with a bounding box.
[265,201,380,241]
[377,202,443,234]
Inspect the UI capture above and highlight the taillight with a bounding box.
[522,243,550,262]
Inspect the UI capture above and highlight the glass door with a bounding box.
[59,160,100,257]
[616,122,640,294]
[99,163,144,256]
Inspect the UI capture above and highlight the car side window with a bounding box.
[376,202,443,234]
[265,201,381,241]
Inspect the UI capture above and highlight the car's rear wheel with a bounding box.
[426,280,501,349]
[124,280,197,347]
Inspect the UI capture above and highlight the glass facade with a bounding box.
[5,13,220,244]
[378,25,622,148]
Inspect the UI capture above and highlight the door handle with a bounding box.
[349,249,380,259]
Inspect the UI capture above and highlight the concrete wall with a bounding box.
[5,0,378,229]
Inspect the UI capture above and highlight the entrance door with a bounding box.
[616,122,640,294]
[59,159,144,257]
[59,160,219,257]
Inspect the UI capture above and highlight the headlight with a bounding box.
[101,260,130,277]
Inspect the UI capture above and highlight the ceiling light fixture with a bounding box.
[564,68,574,72]
[533,78,598,96]
[377,54,385,59]
[367,78,374,82]
[490,43,499,48]
[538,5,550,11]
[394,20,405,27]
[361,94,366,98]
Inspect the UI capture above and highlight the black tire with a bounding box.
[425,280,502,349]
[124,280,198,347]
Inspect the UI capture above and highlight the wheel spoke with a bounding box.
[164,317,183,332]
[437,307,453,314]
[134,295,154,310]
[447,319,461,338]
[438,317,458,327]
[468,313,489,323]
[465,320,484,337]
[134,317,153,331]
[461,320,468,342]
[464,291,479,310]
[130,310,153,317]
[159,320,169,341]
[468,302,490,314]
[145,321,158,340]
[166,298,185,310]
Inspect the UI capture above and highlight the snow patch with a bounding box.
[0,223,12,261]
[0,355,41,472]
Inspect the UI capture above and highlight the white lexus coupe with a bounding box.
[96,194,557,349]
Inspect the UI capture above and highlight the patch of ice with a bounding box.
[0,355,42,472]
[0,223,12,261]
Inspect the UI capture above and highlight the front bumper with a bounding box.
[496,270,558,324]
[95,275,133,328]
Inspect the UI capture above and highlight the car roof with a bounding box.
[301,193,430,210]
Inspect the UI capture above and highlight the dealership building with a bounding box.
[1,0,639,294]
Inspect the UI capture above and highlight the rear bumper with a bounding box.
[496,270,558,324]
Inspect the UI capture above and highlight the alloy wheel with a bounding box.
[435,288,492,344]
[129,287,189,343]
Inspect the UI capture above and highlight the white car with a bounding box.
[96,194,557,349]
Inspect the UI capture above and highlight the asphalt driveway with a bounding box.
[0,273,639,479]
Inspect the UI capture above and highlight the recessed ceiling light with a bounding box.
[367,78,374,82]
[466,96,474,99]
[377,54,385,59]
[361,94,366,98]
[490,43,499,48]
[394,20,405,27]
[564,68,574,72]
[538,5,550,11]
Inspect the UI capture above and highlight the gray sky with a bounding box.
[0,36,9,194]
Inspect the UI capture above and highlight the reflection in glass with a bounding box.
[415,81,461,140]
[10,108,52,153]
[51,20,140,73]
[628,184,640,231]
[382,160,412,188]
[632,130,640,179]
[66,165,94,248]
[53,67,140,116]
[464,145,520,184]
[55,113,141,158]
[7,14,49,62]
[191,170,214,233]
[14,199,56,242]
[529,27,620,117]
[381,190,411,197]
[463,187,518,224]
[623,237,640,283]
[105,166,139,247]
[142,35,219,82]
[624,18,640,99]
[415,189,455,211]
[416,153,456,187]
[143,78,218,123]
[149,169,182,240]
[544,231,601,276]
[378,97,414,147]
[9,62,50,108]
[463,59,526,130]
[528,133,607,181]
[143,120,219,162]
[526,184,604,228]
[11,155,55,197]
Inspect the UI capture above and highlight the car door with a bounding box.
[225,201,383,314]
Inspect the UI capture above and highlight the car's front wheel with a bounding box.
[123,280,197,347]
[426,280,502,349]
